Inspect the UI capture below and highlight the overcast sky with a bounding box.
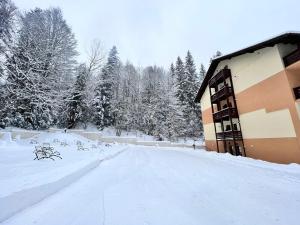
[13,0,300,69]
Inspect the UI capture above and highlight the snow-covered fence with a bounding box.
[0,130,41,140]
[0,129,201,149]
[135,141,170,147]
[100,137,137,144]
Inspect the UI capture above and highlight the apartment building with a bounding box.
[195,32,300,164]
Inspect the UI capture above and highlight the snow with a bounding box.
[1,133,300,225]
[0,132,126,221]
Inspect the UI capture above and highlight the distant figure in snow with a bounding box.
[64,128,67,133]
[192,140,196,150]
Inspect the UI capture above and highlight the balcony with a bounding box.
[283,48,300,67]
[216,130,243,140]
[213,107,238,122]
[294,87,300,100]
[208,68,231,87]
[211,86,233,103]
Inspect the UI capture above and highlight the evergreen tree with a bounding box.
[92,76,104,129]
[152,79,168,139]
[114,62,140,135]
[183,51,202,137]
[197,63,206,133]
[0,0,16,115]
[199,63,206,85]
[175,57,186,104]
[0,0,16,55]
[169,63,175,86]
[3,7,77,129]
[93,46,120,129]
[66,64,88,129]
[184,51,198,106]
[210,50,222,63]
[164,65,185,139]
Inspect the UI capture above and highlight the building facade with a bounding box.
[195,33,300,164]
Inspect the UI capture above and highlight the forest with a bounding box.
[0,0,221,140]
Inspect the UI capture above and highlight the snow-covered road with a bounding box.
[3,146,300,225]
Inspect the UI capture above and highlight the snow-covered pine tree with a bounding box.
[152,79,169,139]
[164,91,185,140]
[92,76,104,129]
[164,64,185,140]
[66,64,89,129]
[175,57,186,104]
[210,50,222,63]
[184,51,198,106]
[139,66,165,137]
[0,0,17,128]
[113,62,140,134]
[196,63,206,134]
[93,46,120,129]
[183,51,202,137]
[169,63,176,87]
[199,63,206,85]
[3,7,77,129]
[0,0,16,55]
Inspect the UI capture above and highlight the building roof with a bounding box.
[194,32,300,103]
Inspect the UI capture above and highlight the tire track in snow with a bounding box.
[0,148,127,223]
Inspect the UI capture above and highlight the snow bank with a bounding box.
[0,132,12,147]
[0,152,124,222]
[0,131,127,222]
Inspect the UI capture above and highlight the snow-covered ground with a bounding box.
[0,132,126,222]
[0,132,300,225]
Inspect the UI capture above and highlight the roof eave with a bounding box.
[194,32,300,103]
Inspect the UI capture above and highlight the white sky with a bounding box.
[13,0,300,69]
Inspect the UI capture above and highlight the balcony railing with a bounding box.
[213,107,238,122]
[216,130,243,140]
[283,48,300,67]
[209,68,231,87]
[294,86,300,100]
[211,86,233,103]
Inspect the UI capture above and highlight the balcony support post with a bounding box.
[217,100,226,153]
[209,86,219,153]
[229,73,246,157]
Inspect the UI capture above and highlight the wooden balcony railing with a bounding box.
[216,130,243,140]
[209,68,231,87]
[283,48,300,67]
[213,107,238,122]
[294,86,300,100]
[211,86,233,103]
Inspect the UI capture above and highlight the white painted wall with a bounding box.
[200,87,211,111]
[213,46,284,93]
[203,123,216,140]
